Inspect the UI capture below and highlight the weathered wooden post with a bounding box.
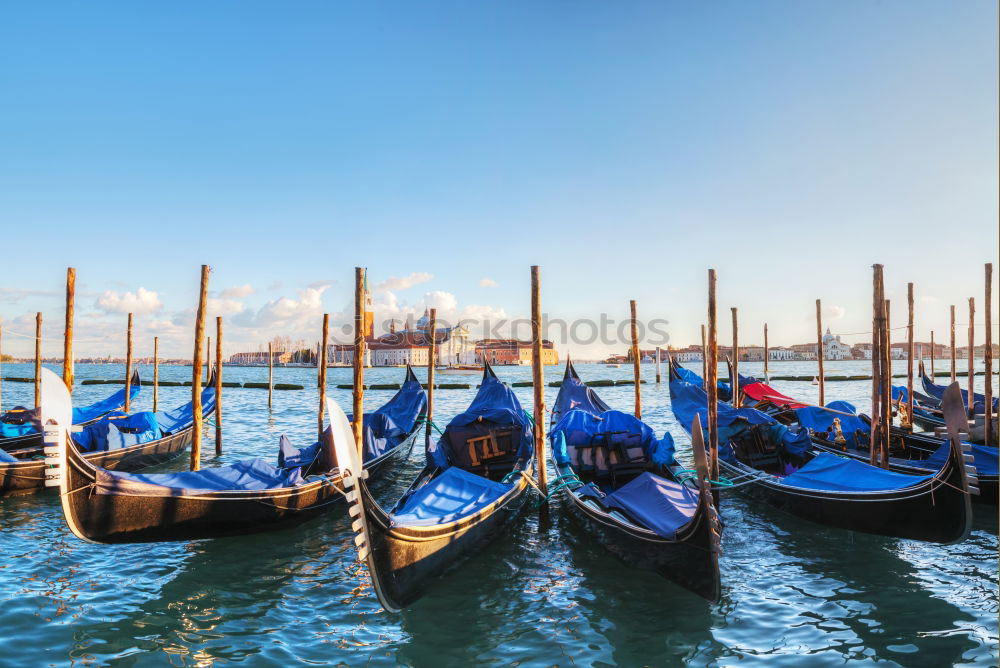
[967,297,975,419]
[700,324,708,391]
[764,323,769,384]
[426,308,437,446]
[34,312,42,406]
[630,300,641,419]
[153,336,159,412]
[655,346,662,384]
[63,268,75,395]
[531,266,548,496]
[930,330,935,378]
[191,264,209,472]
[815,299,824,407]
[881,298,891,467]
[707,269,720,507]
[985,263,994,446]
[353,268,366,457]
[905,283,914,429]
[215,316,223,455]
[870,265,884,466]
[206,336,211,382]
[950,305,957,383]
[267,342,274,409]
[125,312,133,413]
[731,307,740,407]
[319,314,329,438]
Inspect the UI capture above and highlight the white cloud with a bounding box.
[96,288,162,315]
[207,298,245,317]
[234,285,329,331]
[219,284,256,299]
[422,290,458,312]
[479,278,497,287]
[823,305,846,321]
[375,273,433,293]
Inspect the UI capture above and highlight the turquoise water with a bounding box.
[0,361,996,666]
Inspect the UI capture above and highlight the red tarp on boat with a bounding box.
[741,382,810,410]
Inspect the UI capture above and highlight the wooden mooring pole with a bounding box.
[34,312,42,407]
[426,308,436,447]
[319,313,329,439]
[630,300,641,419]
[268,342,274,409]
[215,316,223,456]
[985,263,994,446]
[353,268,365,458]
[905,283,914,429]
[63,268,75,395]
[930,331,935,379]
[881,297,891,467]
[707,270,720,507]
[655,346,661,384]
[731,307,740,407]
[191,264,209,472]
[764,323,769,384]
[153,336,159,412]
[870,265,884,467]
[815,299,824,407]
[531,266,548,496]
[125,313,133,413]
[950,305,957,383]
[700,324,708,392]
[967,297,975,419]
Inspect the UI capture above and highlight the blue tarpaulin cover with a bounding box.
[551,362,611,423]
[278,370,426,469]
[781,453,933,492]
[595,472,698,539]
[391,466,512,526]
[155,386,217,434]
[0,450,16,462]
[72,381,141,425]
[669,378,812,457]
[795,402,869,447]
[429,367,532,469]
[0,380,142,440]
[74,411,161,452]
[550,409,676,468]
[95,457,304,496]
[921,374,998,414]
[924,439,996,475]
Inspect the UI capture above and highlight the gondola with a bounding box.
[728,365,997,504]
[0,370,141,451]
[668,365,975,544]
[1,371,211,497]
[50,366,426,543]
[337,363,534,611]
[547,360,721,602]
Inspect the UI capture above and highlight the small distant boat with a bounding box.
[52,366,426,543]
[436,364,484,375]
[605,363,620,368]
[339,363,534,611]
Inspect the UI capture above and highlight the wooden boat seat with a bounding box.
[744,426,781,472]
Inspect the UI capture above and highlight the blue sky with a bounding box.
[1,1,997,359]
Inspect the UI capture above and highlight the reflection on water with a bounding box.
[0,362,995,665]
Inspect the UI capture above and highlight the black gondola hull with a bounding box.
[561,487,720,602]
[61,432,416,543]
[360,472,530,611]
[719,456,971,544]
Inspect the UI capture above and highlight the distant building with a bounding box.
[328,309,476,367]
[228,350,292,365]
[476,339,559,365]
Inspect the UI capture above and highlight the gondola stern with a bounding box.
[940,383,976,542]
